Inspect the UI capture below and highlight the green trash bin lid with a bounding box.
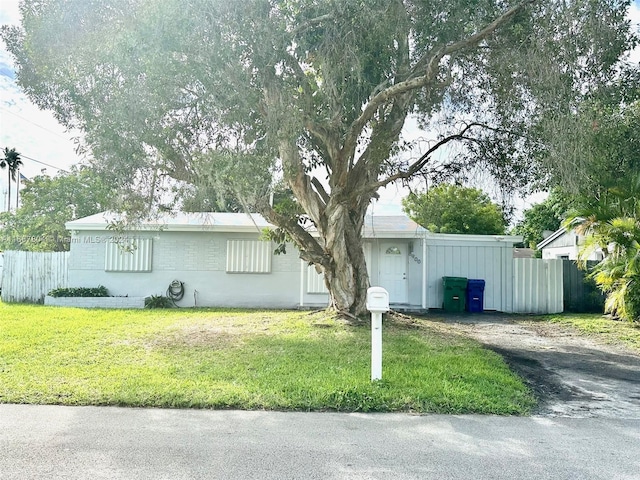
[443,276,468,288]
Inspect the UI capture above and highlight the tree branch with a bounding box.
[282,51,338,162]
[290,13,334,36]
[278,137,327,229]
[260,205,328,267]
[368,123,489,191]
[341,0,534,163]
[303,120,340,168]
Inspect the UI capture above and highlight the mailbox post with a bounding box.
[366,287,389,381]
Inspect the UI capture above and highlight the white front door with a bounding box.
[379,242,408,304]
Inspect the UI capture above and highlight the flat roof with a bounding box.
[67,211,429,237]
[65,212,272,233]
[66,211,521,243]
[362,215,427,238]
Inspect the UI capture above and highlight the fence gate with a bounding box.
[0,251,69,303]
[512,258,563,314]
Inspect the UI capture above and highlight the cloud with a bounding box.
[631,1,640,31]
[0,0,20,26]
[0,1,82,183]
[0,67,83,180]
[0,65,15,80]
[628,2,640,63]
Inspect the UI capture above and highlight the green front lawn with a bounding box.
[0,303,535,414]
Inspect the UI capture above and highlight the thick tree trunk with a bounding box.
[319,203,370,317]
[261,198,371,318]
[266,134,373,318]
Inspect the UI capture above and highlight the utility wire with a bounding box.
[19,154,71,173]
[0,108,76,173]
[0,107,75,141]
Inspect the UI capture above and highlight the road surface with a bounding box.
[1,404,638,479]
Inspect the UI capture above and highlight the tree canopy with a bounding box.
[0,166,115,252]
[563,101,640,322]
[3,0,636,315]
[513,189,573,249]
[403,184,506,234]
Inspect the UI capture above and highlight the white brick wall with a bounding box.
[154,235,223,271]
[271,244,300,273]
[44,296,146,309]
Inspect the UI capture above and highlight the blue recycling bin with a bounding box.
[466,279,485,313]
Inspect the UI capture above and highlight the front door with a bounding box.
[379,242,408,304]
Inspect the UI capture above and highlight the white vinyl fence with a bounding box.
[0,251,69,303]
[512,258,563,314]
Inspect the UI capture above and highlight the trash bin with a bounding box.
[442,276,467,312]
[466,279,486,313]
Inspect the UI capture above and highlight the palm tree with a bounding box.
[566,174,640,322]
[0,147,23,212]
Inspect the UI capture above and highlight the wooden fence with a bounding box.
[563,260,605,313]
[0,251,69,303]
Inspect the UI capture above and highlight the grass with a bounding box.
[0,302,535,414]
[544,313,640,354]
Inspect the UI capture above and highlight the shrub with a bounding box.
[145,295,174,309]
[48,286,109,298]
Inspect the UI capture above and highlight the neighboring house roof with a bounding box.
[537,217,587,250]
[536,227,569,250]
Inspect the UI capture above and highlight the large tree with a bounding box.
[403,184,506,234]
[2,0,636,316]
[0,166,115,251]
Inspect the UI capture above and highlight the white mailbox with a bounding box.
[366,287,389,313]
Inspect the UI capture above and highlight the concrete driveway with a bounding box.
[1,404,639,479]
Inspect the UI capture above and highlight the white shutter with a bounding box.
[226,240,272,273]
[105,238,153,272]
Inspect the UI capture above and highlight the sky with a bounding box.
[1,0,639,216]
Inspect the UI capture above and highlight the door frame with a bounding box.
[378,241,409,304]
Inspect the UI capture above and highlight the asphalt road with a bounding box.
[1,404,638,479]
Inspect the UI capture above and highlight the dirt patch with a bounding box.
[433,314,640,418]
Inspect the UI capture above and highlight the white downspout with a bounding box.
[299,259,305,307]
[422,237,427,309]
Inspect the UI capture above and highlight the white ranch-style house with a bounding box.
[60,212,523,311]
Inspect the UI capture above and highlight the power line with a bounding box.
[19,154,70,173]
[0,107,77,173]
[0,107,75,141]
